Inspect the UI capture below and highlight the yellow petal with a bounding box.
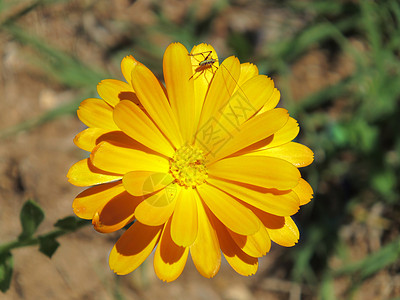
[292,178,314,205]
[123,171,174,196]
[213,217,258,276]
[221,75,275,126]
[267,216,299,247]
[154,219,189,282]
[134,186,179,226]
[254,208,284,227]
[109,222,163,275]
[73,127,111,152]
[67,158,122,187]
[90,141,169,174]
[190,194,221,278]
[114,100,175,157]
[77,98,119,130]
[211,75,279,151]
[121,55,141,86]
[209,108,289,162]
[254,209,299,247]
[257,87,281,114]
[228,225,271,258]
[164,43,195,142]
[248,142,314,168]
[196,56,241,141]
[72,180,125,219]
[131,64,183,148]
[74,130,137,154]
[95,130,138,145]
[208,155,301,190]
[207,178,300,216]
[189,44,219,130]
[197,183,260,235]
[237,62,259,86]
[92,190,141,233]
[171,188,198,247]
[97,79,134,107]
[262,117,299,149]
[232,116,300,155]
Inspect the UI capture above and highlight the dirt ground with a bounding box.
[1,1,399,299]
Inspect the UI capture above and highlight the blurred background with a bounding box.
[0,0,399,299]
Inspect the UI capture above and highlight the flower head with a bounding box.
[67,43,314,281]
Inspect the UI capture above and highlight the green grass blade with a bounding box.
[334,237,400,280]
[3,23,108,88]
[0,97,83,140]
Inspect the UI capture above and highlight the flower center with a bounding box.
[170,145,208,188]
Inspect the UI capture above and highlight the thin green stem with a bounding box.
[0,222,89,254]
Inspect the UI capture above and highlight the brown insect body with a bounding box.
[194,58,217,73]
[189,51,218,81]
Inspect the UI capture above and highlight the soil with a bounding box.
[1,1,399,299]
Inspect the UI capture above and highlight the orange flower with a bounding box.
[67,43,314,281]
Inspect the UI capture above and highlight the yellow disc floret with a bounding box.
[170,145,208,188]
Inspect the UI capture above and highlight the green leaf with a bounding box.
[18,200,45,241]
[38,236,60,258]
[54,216,87,231]
[0,251,13,293]
[372,170,397,202]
